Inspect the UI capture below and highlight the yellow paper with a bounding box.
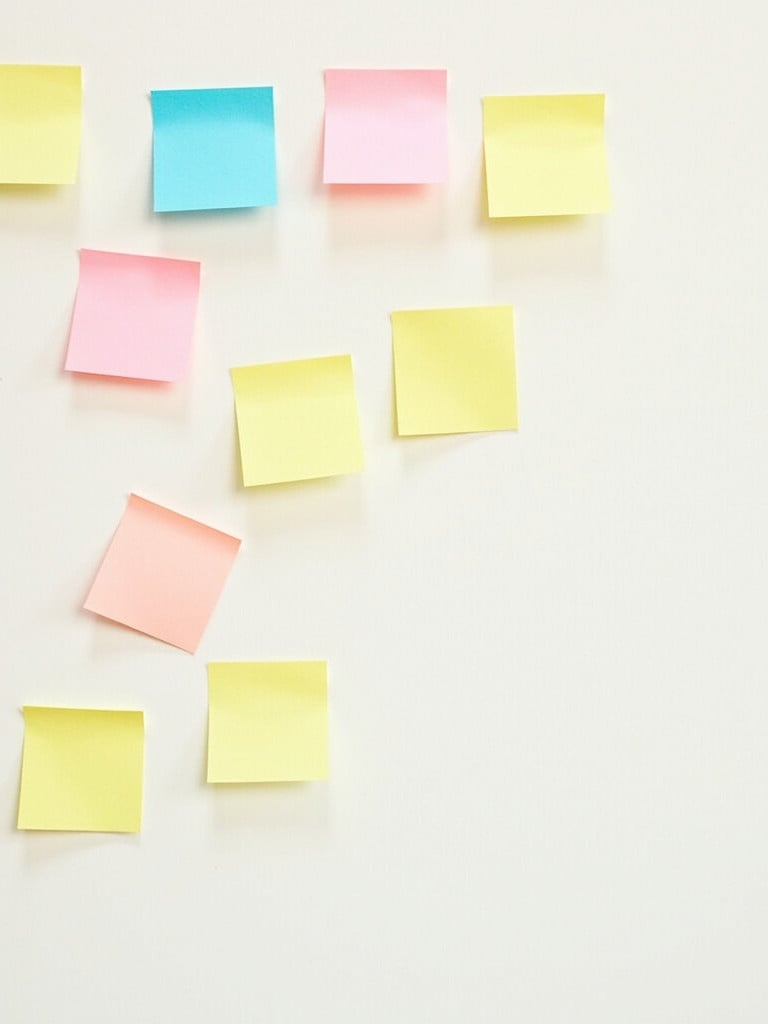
[207,662,328,782]
[17,707,144,833]
[483,94,610,218]
[392,306,518,435]
[231,355,364,486]
[0,65,82,184]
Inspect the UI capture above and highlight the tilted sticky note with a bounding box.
[151,87,277,212]
[323,69,448,184]
[392,306,518,435]
[64,249,201,382]
[0,64,81,184]
[84,494,241,653]
[207,662,329,783]
[483,94,610,218]
[231,355,364,487]
[17,707,144,833]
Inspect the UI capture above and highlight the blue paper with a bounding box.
[151,87,277,212]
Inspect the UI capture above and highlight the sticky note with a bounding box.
[207,662,328,783]
[17,707,144,833]
[0,64,81,184]
[231,355,364,487]
[483,94,610,218]
[392,306,518,435]
[151,87,277,212]
[64,249,201,382]
[323,69,448,184]
[84,494,241,653]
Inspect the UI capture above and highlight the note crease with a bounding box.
[392,306,518,435]
[483,94,610,218]
[207,662,329,783]
[231,355,364,486]
[64,249,200,382]
[84,494,241,653]
[0,64,82,184]
[17,707,144,833]
[323,69,448,184]
[151,87,277,211]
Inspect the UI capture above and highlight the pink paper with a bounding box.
[65,249,201,382]
[84,494,241,653]
[323,69,448,185]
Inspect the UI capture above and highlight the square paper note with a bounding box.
[323,69,448,184]
[483,94,610,218]
[151,87,277,211]
[0,64,81,184]
[207,662,329,783]
[84,494,241,653]
[231,355,364,486]
[64,249,200,382]
[18,707,144,833]
[392,306,518,435]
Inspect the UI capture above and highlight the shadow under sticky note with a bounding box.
[0,64,82,184]
[391,306,518,436]
[483,94,610,218]
[64,249,201,382]
[17,707,144,833]
[151,87,277,212]
[207,662,329,783]
[84,494,241,653]
[231,355,365,487]
[323,69,448,185]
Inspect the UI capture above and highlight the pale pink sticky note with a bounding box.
[65,249,201,382]
[84,494,241,653]
[323,69,448,185]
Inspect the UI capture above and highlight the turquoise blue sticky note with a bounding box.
[150,87,277,212]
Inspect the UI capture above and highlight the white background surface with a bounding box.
[1,3,767,1021]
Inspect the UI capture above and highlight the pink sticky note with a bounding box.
[65,249,201,382]
[84,494,241,653]
[323,69,448,185]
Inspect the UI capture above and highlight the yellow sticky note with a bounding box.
[17,707,144,833]
[483,94,610,218]
[392,306,518,435]
[231,355,364,486]
[207,662,329,783]
[0,65,82,184]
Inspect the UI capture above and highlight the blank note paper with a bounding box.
[323,69,448,184]
[84,494,241,653]
[64,249,201,382]
[207,662,329,783]
[0,64,82,184]
[231,355,364,487]
[483,94,610,218]
[17,707,144,833]
[151,87,278,212]
[392,306,518,435]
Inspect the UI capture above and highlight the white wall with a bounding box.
[1,2,767,1021]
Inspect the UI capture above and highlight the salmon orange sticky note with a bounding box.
[84,494,241,653]
[392,306,518,435]
[64,249,201,382]
[0,64,82,184]
[17,707,144,833]
[231,355,364,487]
[151,87,277,212]
[207,662,329,783]
[323,69,448,184]
[483,94,610,218]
